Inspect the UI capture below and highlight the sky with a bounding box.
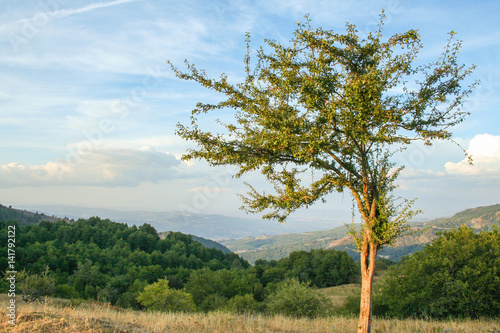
[0,0,499,228]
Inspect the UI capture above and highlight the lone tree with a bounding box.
[170,14,476,333]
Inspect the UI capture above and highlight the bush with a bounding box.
[199,294,228,312]
[226,294,263,314]
[335,290,361,316]
[375,226,500,318]
[266,278,331,318]
[17,268,56,302]
[55,284,78,299]
[136,279,196,312]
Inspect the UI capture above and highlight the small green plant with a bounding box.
[226,293,263,314]
[17,267,56,302]
[266,278,331,318]
[136,279,196,312]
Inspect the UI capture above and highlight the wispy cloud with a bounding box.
[50,0,135,18]
[0,0,135,31]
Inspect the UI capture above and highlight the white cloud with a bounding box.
[0,148,180,187]
[445,134,500,176]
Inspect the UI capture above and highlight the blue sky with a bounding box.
[0,0,499,227]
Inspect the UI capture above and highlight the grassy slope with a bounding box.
[1,295,498,333]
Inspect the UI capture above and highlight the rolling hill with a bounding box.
[0,204,65,226]
[220,204,500,263]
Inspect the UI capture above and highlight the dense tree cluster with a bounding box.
[0,218,248,308]
[0,217,358,316]
[254,248,358,288]
[374,226,500,318]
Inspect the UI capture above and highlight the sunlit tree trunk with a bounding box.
[358,241,378,333]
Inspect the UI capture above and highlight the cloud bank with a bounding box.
[445,134,500,176]
[0,148,180,187]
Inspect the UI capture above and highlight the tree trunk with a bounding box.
[357,242,378,333]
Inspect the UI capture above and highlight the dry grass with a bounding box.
[318,283,359,308]
[1,296,499,333]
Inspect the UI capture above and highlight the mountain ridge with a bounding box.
[9,204,345,239]
[220,204,500,263]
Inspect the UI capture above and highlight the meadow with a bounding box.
[1,293,498,333]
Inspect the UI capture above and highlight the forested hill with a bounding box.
[0,204,64,226]
[0,204,231,253]
[160,231,232,254]
[0,215,361,313]
[221,204,500,263]
[0,216,249,308]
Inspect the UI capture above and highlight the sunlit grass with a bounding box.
[1,295,498,333]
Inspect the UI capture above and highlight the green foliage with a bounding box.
[171,14,475,237]
[184,268,264,311]
[375,226,500,318]
[0,214,373,315]
[253,248,358,288]
[280,248,358,287]
[0,205,61,226]
[171,15,476,329]
[266,278,332,318]
[136,279,196,312]
[16,268,56,302]
[226,294,263,314]
[0,217,248,309]
[222,204,500,263]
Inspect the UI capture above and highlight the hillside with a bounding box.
[0,216,249,308]
[221,204,500,263]
[0,204,64,226]
[159,231,232,254]
[0,204,232,255]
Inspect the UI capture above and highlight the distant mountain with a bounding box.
[221,204,500,263]
[0,204,65,226]
[16,204,345,240]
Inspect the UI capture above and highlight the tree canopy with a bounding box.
[171,13,476,332]
[375,226,500,318]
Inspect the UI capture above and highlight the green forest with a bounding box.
[1,211,499,319]
[0,216,358,316]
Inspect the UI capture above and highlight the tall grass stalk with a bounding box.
[1,296,498,332]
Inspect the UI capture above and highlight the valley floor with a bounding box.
[1,296,499,333]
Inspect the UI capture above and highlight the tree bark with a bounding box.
[357,242,378,333]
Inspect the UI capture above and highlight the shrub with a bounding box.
[136,279,196,312]
[226,294,263,314]
[375,226,500,318]
[54,284,78,299]
[199,294,228,312]
[335,290,361,316]
[266,278,331,318]
[17,268,56,302]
